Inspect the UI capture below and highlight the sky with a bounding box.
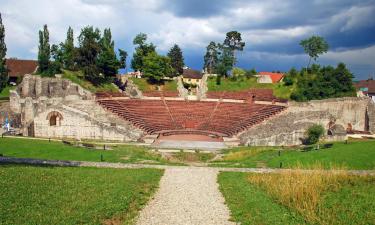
[1,0,375,80]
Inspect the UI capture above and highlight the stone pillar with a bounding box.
[9,90,21,113]
[35,76,42,97]
[24,97,35,125]
[368,100,375,133]
[21,75,31,97]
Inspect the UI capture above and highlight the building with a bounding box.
[354,79,375,102]
[256,72,284,84]
[6,59,38,83]
[182,69,203,85]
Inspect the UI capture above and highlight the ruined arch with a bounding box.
[46,111,63,126]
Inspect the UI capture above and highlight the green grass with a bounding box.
[213,140,375,170]
[62,70,118,93]
[207,76,293,99]
[0,85,15,99]
[0,165,163,225]
[219,172,375,225]
[130,77,177,92]
[218,172,305,225]
[0,137,173,165]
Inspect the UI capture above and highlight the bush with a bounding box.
[306,124,325,145]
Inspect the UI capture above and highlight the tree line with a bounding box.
[37,26,185,85]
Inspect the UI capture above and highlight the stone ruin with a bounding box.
[5,74,375,146]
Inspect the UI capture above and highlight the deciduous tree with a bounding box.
[142,52,173,83]
[131,33,156,72]
[97,28,120,78]
[300,36,329,68]
[76,26,102,84]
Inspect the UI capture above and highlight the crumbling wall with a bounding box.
[239,97,372,146]
[10,75,144,141]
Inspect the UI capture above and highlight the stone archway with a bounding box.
[46,111,63,126]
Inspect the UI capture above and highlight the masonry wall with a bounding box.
[33,107,141,141]
[239,97,373,146]
[10,75,144,141]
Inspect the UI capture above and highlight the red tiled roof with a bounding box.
[6,59,38,78]
[354,79,375,94]
[258,72,284,83]
[182,69,203,79]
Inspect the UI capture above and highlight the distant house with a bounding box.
[6,59,38,83]
[182,69,203,85]
[354,79,375,102]
[256,72,284,84]
[127,71,142,78]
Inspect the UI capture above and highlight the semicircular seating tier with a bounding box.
[97,99,286,137]
[206,89,288,103]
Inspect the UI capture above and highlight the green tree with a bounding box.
[131,33,156,72]
[0,13,8,91]
[223,31,245,66]
[97,28,120,78]
[76,26,102,84]
[38,24,51,75]
[203,41,218,74]
[63,27,75,70]
[142,52,173,83]
[306,124,324,145]
[215,44,234,77]
[167,44,184,76]
[118,49,128,71]
[300,36,329,68]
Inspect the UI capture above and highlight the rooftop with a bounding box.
[6,59,38,78]
[182,69,203,79]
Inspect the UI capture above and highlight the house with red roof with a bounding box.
[6,59,38,83]
[256,72,284,84]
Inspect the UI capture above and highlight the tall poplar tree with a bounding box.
[97,28,120,78]
[203,41,218,74]
[0,13,7,91]
[63,26,75,70]
[37,24,51,75]
[167,44,184,76]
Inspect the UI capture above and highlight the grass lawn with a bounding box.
[0,137,174,164]
[0,85,15,99]
[219,171,375,225]
[207,76,293,99]
[130,77,177,92]
[212,140,375,170]
[0,165,162,225]
[62,70,119,93]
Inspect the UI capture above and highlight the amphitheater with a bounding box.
[5,74,375,149]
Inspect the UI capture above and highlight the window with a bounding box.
[50,115,57,126]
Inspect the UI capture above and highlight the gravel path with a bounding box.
[136,167,236,225]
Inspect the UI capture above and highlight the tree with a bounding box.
[97,28,120,78]
[215,44,235,77]
[142,52,173,83]
[76,26,102,84]
[38,24,51,75]
[118,49,128,71]
[63,26,75,70]
[223,31,245,66]
[167,44,184,76]
[203,41,218,74]
[306,124,324,145]
[300,36,329,68]
[131,33,156,72]
[0,13,8,92]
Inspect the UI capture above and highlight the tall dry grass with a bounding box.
[247,163,352,224]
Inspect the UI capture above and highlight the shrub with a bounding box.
[306,124,325,145]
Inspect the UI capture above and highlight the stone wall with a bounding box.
[10,75,144,141]
[239,97,374,146]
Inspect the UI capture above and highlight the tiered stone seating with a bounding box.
[95,92,127,99]
[206,89,287,103]
[97,99,286,137]
[143,91,179,97]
